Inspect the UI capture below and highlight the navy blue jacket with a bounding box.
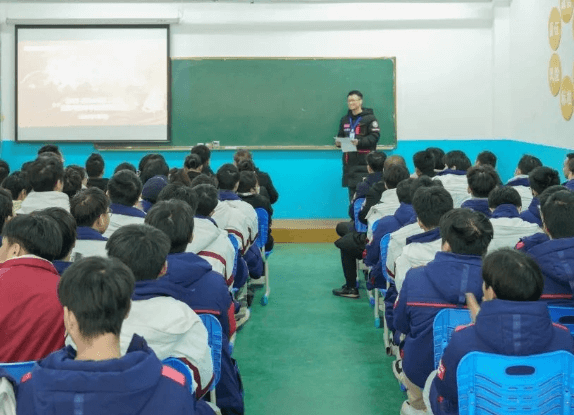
[491,203,519,219]
[355,171,383,201]
[436,169,467,177]
[53,260,73,275]
[76,226,107,242]
[16,334,213,415]
[430,300,574,415]
[565,179,574,191]
[515,232,549,253]
[460,199,491,217]
[507,177,530,187]
[519,197,541,226]
[527,237,574,305]
[393,252,484,388]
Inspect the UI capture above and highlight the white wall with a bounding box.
[0,2,496,142]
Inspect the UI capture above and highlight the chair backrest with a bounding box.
[162,357,195,394]
[548,306,574,337]
[254,208,269,250]
[457,350,574,415]
[433,308,472,369]
[353,198,367,233]
[0,361,36,384]
[228,234,240,278]
[199,314,223,390]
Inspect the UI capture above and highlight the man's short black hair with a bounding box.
[33,207,76,260]
[412,186,453,229]
[476,151,497,168]
[0,188,13,231]
[38,144,62,160]
[426,147,445,170]
[383,164,410,189]
[106,224,170,281]
[409,175,443,200]
[217,163,240,191]
[107,170,142,207]
[184,154,203,170]
[27,156,65,192]
[482,248,543,301]
[439,208,493,256]
[2,171,31,200]
[157,183,198,212]
[539,185,567,208]
[488,186,522,209]
[114,162,137,174]
[58,256,134,338]
[237,159,256,172]
[140,159,169,185]
[2,214,62,261]
[366,151,386,173]
[347,90,363,99]
[529,166,560,195]
[238,171,258,193]
[396,178,415,204]
[85,153,105,178]
[517,154,542,175]
[71,187,110,228]
[193,184,219,216]
[466,165,500,198]
[138,153,166,174]
[444,150,471,171]
[145,200,194,254]
[190,174,217,188]
[541,190,574,239]
[191,145,211,166]
[0,160,10,185]
[63,166,83,199]
[413,150,436,177]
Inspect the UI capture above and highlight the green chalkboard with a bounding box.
[170,58,396,148]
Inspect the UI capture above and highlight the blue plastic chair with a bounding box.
[199,314,223,403]
[255,208,271,306]
[353,197,367,233]
[374,233,393,329]
[457,350,574,415]
[0,361,36,383]
[433,308,472,369]
[548,306,574,337]
[228,234,239,281]
[162,357,195,394]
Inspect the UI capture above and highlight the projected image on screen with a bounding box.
[16,26,169,142]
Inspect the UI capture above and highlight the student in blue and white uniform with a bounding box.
[505,154,541,209]
[562,153,574,191]
[70,187,110,259]
[460,165,499,217]
[103,170,145,238]
[519,166,560,226]
[433,150,471,208]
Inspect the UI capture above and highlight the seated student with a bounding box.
[184,154,204,182]
[563,152,574,190]
[394,186,454,293]
[37,144,64,162]
[105,224,214,398]
[428,249,574,415]
[32,207,77,275]
[62,165,83,199]
[426,147,446,174]
[192,144,215,177]
[412,149,436,178]
[0,160,9,185]
[233,149,278,204]
[474,150,497,168]
[103,170,145,238]
[236,159,271,201]
[434,150,471,207]
[394,208,493,415]
[506,154,542,209]
[460,165,499,217]
[2,171,31,214]
[526,190,574,305]
[85,152,109,191]
[486,186,541,253]
[237,170,274,251]
[114,162,137,174]
[18,256,214,415]
[520,166,560,226]
[70,187,110,259]
[138,153,166,176]
[0,188,13,234]
[140,159,169,186]
[0,214,65,362]
[17,155,70,213]
[141,175,168,213]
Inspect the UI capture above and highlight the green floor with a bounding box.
[233,243,405,415]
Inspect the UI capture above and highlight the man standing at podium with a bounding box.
[335,90,381,201]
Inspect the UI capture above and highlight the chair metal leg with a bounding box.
[261,250,270,306]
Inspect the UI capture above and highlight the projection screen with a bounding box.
[16,25,170,143]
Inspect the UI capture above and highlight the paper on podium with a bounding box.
[334,136,357,153]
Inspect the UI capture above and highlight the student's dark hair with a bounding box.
[426,147,445,170]
[85,153,105,178]
[233,149,252,165]
[488,186,522,209]
[412,186,453,229]
[413,150,436,177]
[528,166,560,195]
[517,154,542,175]
[0,188,13,231]
[217,163,240,190]
[482,248,543,301]
[167,168,192,186]
[384,155,407,170]
[383,164,410,189]
[1,171,31,200]
[409,175,443,200]
[107,170,142,207]
[237,159,256,172]
[145,200,194,254]
[466,165,500,198]
[68,165,86,181]
[58,256,135,338]
[238,171,258,193]
[27,156,65,192]
[33,207,76,260]
[191,145,211,166]
[193,184,219,216]
[347,90,363,99]
[0,160,10,185]
[539,185,567,208]
[476,151,497,168]
[138,153,165,174]
[366,151,386,172]
[396,178,415,204]
[184,154,203,170]
[106,224,170,281]
[540,190,574,239]
[71,187,110,227]
[444,150,471,171]
[157,183,198,212]
[114,162,137,174]
[63,166,83,199]
[140,159,169,185]
[38,144,62,158]
[439,208,493,256]
[2,214,62,261]
[190,174,217,188]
